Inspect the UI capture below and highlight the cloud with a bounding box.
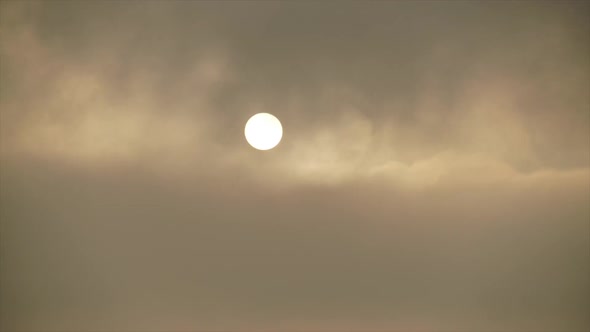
[1,1,588,331]
[1,155,588,331]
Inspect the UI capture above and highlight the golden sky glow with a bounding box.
[1,1,588,332]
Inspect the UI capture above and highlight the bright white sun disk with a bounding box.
[244,113,283,150]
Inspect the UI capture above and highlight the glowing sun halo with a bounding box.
[244,113,283,150]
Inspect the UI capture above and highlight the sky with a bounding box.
[0,1,589,331]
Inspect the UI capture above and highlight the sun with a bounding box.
[244,113,283,150]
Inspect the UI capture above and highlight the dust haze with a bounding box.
[1,1,589,331]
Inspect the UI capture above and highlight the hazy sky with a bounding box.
[1,1,589,331]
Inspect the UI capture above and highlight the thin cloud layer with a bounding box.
[1,1,588,332]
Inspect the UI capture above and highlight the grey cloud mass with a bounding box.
[1,1,589,332]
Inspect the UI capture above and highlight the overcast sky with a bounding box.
[1,1,589,331]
